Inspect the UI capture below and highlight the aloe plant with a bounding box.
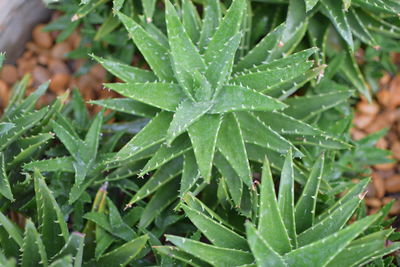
[0,54,71,206]
[0,170,148,266]
[251,0,400,100]
[91,0,354,211]
[160,151,400,266]
[2,1,398,265]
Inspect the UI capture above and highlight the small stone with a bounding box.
[17,57,37,76]
[353,113,374,129]
[37,52,51,66]
[372,172,385,198]
[384,175,400,194]
[366,183,376,198]
[376,89,390,107]
[374,162,396,171]
[365,111,398,133]
[71,59,86,72]
[33,24,53,49]
[67,31,81,49]
[48,59,70,74]
[379,73,391,88]
[0,80,9,108]
[51,42,71,59]
[26,42,41,54]
[90,64,106,81]
[375,137,388,149]
[389,200,400,215]
[32,66,51,85]
[391,141,400,161]
[388,75,400,108]
[356,101,380,116]
[77,74,94,90]
[0,64,18,85]
[365,197,381,208]
[22,50,33,60]
[50,73,70,94]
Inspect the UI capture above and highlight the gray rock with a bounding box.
[0,0,51,63]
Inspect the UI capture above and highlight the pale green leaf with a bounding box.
[206,33,241,95]
[155,246,211,267]
[234,23,285,72]
[326,230,391,267]
[182,0,202,43]
[0,108,47,151]
[166,235,254,267]
[97,235,148,267]
[166,100,212,145]
[305,0,319,11]
[231,61,314,93]
[24,157,75,173]
[214,152,243,207]
[283,90,354,120]
[295,155,324,233]
[88,98,158,118]
[246,222,286,267]
[126,157,183,207]
[0,212,23,246]
[51,232,84,267]
[198,0,221,51]
[0,153,13,201]
[165,0,205,99]
[83,110,103,162]
[105,82,184,112]
[217,113,252,187]
[284,213,380,267]
[316,179,369,222]
[139,179,179,228]
[188,114,221,182]
[91,55,157,83]
[277,150,297,248]
[210,85,286,113]
[258,156,292,254]
[180,151,201,196]
[114,111,172,162]
[236,112,300,156]
[204,0,246,92]
[182,204,248,250]
[34,170,69,257]
[21,220,48,267]
[320,0,353,49]
[297,196,362,246]
[143,0,157,20]
[117,12,174,81]
[113,0,125,11]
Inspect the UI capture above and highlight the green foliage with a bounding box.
[258,0,400,99]
[0,171,147,266]
[4,0,400,265]
[164,154,400,266]
[93,0,352,212]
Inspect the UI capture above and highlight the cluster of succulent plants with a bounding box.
[2,0,400,266]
